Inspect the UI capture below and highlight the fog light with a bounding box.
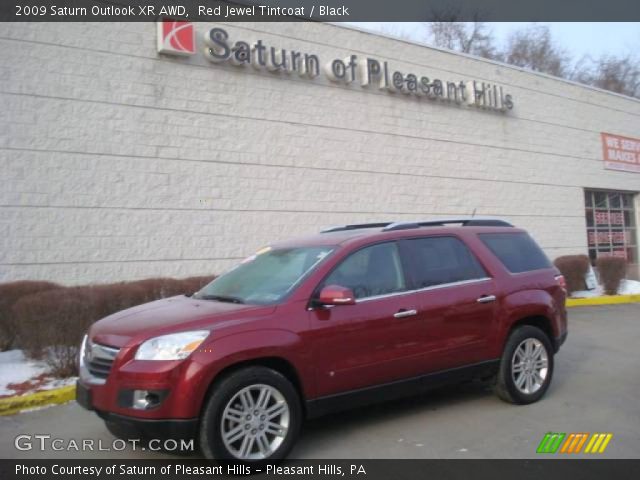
[118,388,168,410]
[132,390,160,410]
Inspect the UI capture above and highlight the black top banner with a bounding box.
[2,0,640,21]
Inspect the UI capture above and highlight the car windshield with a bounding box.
[193,246,334,305]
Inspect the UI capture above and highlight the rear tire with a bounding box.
[199,366,302,464]
[494,325,554,404]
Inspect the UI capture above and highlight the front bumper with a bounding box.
[77,380,198,440]
[78,336,216,419]
[96,411,198,440]
[76,379,93,410]
[77,333,235,428]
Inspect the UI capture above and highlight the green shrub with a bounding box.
[596,256,627,295]
[0,281,61,351]
[553,255,590,294]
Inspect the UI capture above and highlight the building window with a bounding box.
[585,189,637,264]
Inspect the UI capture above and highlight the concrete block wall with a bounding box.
[1,22,639,284]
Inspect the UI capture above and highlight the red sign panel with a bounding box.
[595,210,609,224]
[157,20,195,56]
[601,132,640,173]
[600,249,628,259]
[610,212,624,225]
[588,231,629,245]
[612,231,625,243]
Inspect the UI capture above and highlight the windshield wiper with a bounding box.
[197,294,245,304]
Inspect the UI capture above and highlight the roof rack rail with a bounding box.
[320,222,392,233]
[320,217,512,233]
[382,217,513,231]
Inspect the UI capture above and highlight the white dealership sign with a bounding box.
[158,21,514,113]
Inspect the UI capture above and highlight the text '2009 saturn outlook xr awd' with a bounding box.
[76,217,568,463]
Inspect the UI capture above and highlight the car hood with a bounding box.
[89,295,276,348]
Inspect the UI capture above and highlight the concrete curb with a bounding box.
[566,294,640,308]
[0,384,76,416]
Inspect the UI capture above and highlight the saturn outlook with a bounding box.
[77,217,568,463]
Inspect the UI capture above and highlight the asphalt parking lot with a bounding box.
[1,304,639,459]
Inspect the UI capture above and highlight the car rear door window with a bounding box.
[322,242,406,299]
[479,232,551,273]
[401,237,488,289]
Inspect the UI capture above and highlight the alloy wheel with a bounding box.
[220,383,290,460]
[511,338,549,395]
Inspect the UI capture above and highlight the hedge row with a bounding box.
[0,254,630,379]
[553,255,590,294]
[553,255,627,296]
[596,257,627,295]
[0,276,215,377]
[0,281,61,351]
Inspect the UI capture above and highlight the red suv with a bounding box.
[77,218,567,463]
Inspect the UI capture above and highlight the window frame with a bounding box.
[397,235,490,291]
[312,240,411,302]
[478,231,552,274]
[584,189,637,265]
[312,236,493,304]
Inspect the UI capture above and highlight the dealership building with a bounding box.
[1,21,639,285]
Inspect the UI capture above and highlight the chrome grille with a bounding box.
[84,341,119,380]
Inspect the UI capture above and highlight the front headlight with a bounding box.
[79,334,88,366]
[135,331,210,361]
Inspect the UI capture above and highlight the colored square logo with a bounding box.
[157,19,195,56]
[536,432,613,454]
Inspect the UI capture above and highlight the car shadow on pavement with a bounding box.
[298,380,494,443]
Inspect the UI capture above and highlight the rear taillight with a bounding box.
[555,274,567,292]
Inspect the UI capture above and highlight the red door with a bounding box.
[398,236,497,371]
[411,279,497,372]
[309,293,426,396]
[308,242,427,397]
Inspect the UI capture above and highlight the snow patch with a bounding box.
[571,279,640,298]
[619,279,640,295]
[0,350,49,396]
[0,349,76,397]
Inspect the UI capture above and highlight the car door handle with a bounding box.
[394,309,418,318]
[477,295,497,304]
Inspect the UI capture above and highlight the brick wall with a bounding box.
[1,22,639,284]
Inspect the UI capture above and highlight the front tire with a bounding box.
[494,325,554,404]
[199,366,302,464]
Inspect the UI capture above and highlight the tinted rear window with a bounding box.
[479,232,551,273]
[401,237,487,288]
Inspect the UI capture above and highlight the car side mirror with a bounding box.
[317,285,356,306]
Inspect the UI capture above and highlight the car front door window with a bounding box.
[322,242,406,299]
